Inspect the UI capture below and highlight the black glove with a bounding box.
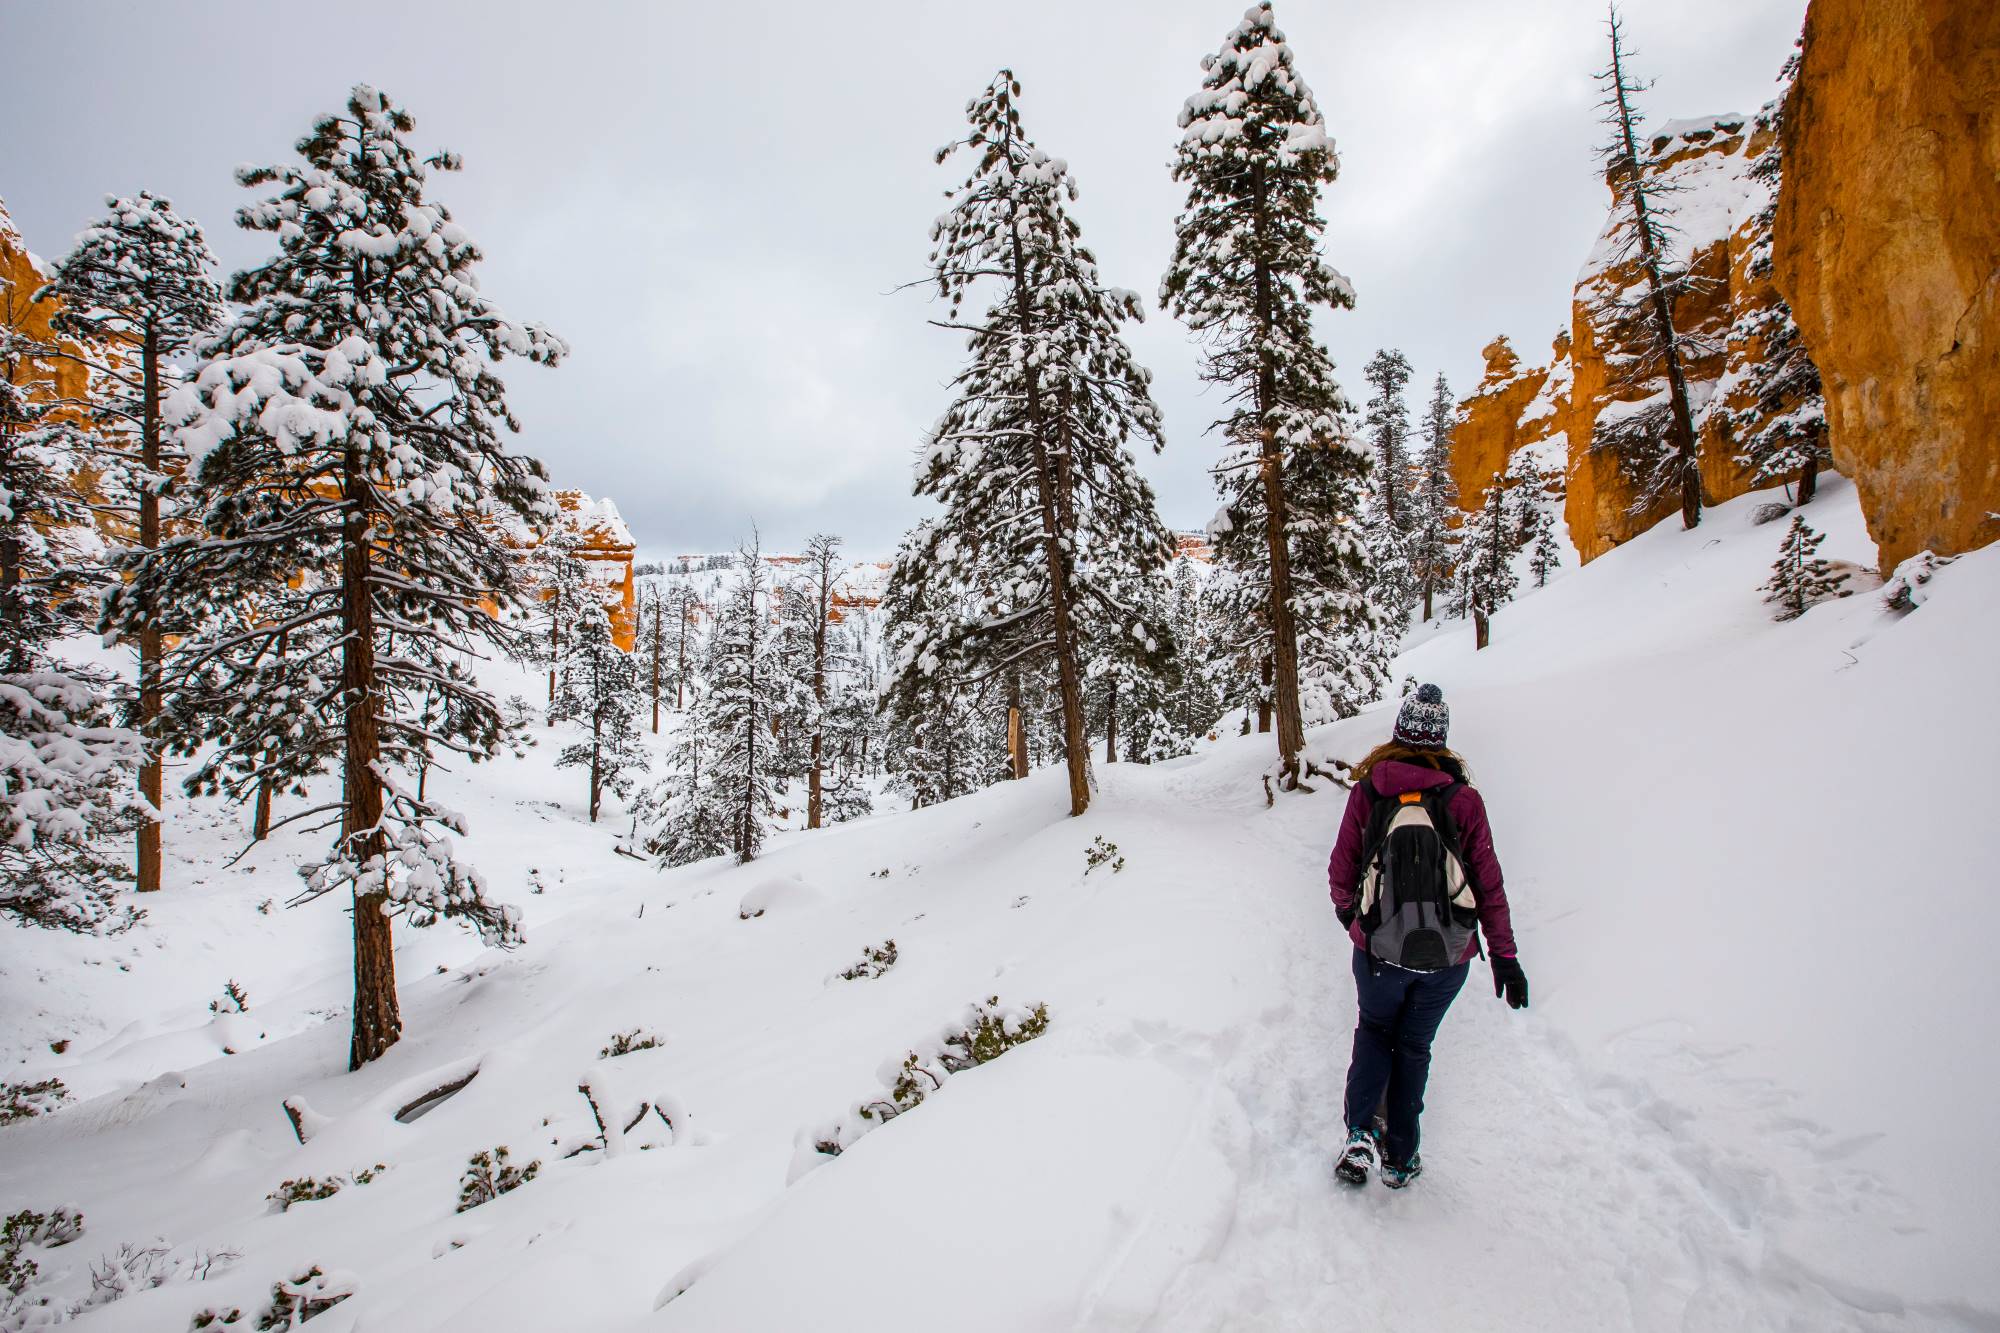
[1491,955,1529,1010]
[1336,903,1356,929]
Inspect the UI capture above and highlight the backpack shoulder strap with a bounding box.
[1423,782,1466,850]
[1426,782,1480,897]
[1356,779,1394,861]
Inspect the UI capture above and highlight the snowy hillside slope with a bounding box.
[1,475,1994,1331]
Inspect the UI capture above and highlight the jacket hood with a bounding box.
[1367,759,1458,797]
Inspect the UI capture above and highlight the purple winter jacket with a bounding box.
[1326,759,1517,962]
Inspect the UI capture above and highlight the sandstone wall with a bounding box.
[1455,117,1781,564]
[1773,0,2000,572]
[1450,337,1548,505]
[0,199,92,410]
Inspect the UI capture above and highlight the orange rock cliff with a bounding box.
[1456,5,2000,574]
[1772,0,2000,573]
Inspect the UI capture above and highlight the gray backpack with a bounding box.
[1356,783,1481,971]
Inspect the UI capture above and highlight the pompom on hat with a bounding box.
[1392,683,1450,749]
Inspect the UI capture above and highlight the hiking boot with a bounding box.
[1380,1153,1423,1190]
[1334,1127,1379,1186]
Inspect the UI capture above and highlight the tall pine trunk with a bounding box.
[1257,657,1273,733]
[136,324,164,891]
[675,599,689,710]
[588,716,602,821]
[650,608,662,733]
[1104,677,1117,763]
[1250,161,1306,782]
[546,614,558,717]
[1608,29,1701,530]
[1004,170,1090,818]
[1798,452,1819,505]
[342,437,399,1070]
[738,624,759,862]
[807,561,829,829]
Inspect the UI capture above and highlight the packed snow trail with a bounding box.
[3,480,1996,1331]
[1138,764,1930,1332]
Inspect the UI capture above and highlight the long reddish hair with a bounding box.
[1351,741,1469,786]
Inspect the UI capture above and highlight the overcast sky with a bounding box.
[2,1,1805,558]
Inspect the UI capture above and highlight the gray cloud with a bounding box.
[1,0,1805,556]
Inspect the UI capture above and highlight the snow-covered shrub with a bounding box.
[210,980,249,1015]
[837,939,898,981]
[455,1147,539,1213]
[70,1241,238,1315]
[0,1080,67,1126]
[1,1209,81,1257]
[1882,549,1949,613]
[190,1308,245,1329]
[253,1266,355,1329]
[267,1177,340,1212]
[0,1221,40,1296]
[267,1167,383,1212]
[598,1029,662,1059]
[74,1241,175,1312]
[1085,837,1125,875]
[798,998,1051,1175]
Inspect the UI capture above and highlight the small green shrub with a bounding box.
[1085,836,1125,875]
[817,997,1051,1158]
[599,1029,662,1059]
[0,1078,68,1126]
[456,1147,540,1213]
[267,1163,385,1212]
[254,1266,355,1329]
[958,997,1051,1065]
[838,939,898,981]
[210,980,250,1014]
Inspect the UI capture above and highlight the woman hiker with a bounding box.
[1326,683,1528,1188]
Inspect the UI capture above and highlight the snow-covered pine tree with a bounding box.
[638,629,733,868]
[901,70,1174,817]
[1410,372,1461,620]
[1457,472,1520,650]
[1591,4,1705,530]
[883,522,997,800]
[1362,349,1415,530]
[41,192,224,894]
[1525,506,1563,588]
[885,679,990,809]
[1162,3,1371,781]
[104,86,565,1069]
[699,543,783,862]
[1164,555,1223,744]
[1761,514,1846,620]
[1084,561,1179,764]
[640,571,702,720]
[783,533,865,829]
[0,315,142,932]
[550,599,648,822]
[637,582,667,734]
[1724,52,1829,504]
[528,528,592,712]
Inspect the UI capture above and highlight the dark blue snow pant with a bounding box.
[1343,947,1469,1167]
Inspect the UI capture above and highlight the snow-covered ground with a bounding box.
[3,475,1994,1331]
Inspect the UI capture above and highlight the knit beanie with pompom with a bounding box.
[1392,683,1449,749]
